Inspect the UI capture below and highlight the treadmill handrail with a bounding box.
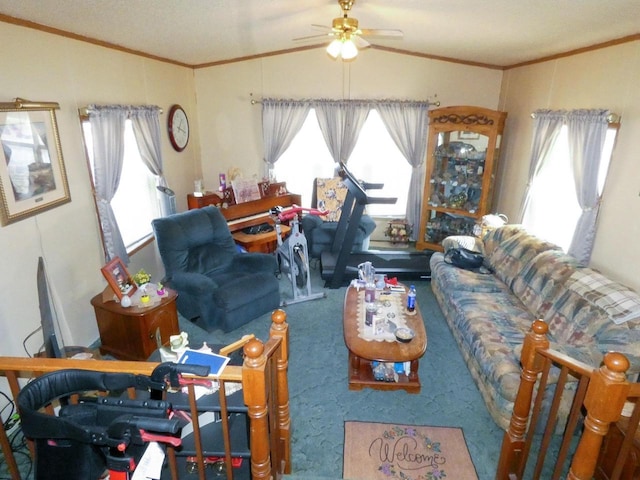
[338,162,397,206]
[366,196,398,204]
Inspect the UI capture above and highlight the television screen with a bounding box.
[37,257,62,358]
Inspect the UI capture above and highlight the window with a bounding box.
[522,124,617,251]
[82,119,160,252]
[274,109,411,217]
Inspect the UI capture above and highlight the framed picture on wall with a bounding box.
[101,257,137,300]
[0,98,71,225]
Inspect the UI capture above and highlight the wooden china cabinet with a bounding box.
[416,106,507,252]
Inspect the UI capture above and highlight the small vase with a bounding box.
[120,295,132,308]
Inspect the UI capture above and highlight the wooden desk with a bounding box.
[91,288,179,361]
[343,285,427,393]
[232,224,290,253]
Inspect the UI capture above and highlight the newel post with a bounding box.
[496,319,550,479]
[242,337,270,480]
[567,352,630,480]
[269,309,291,474]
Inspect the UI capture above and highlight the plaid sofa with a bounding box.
[431,225,640,430]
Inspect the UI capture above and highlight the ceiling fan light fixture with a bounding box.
[326,38,343,58]
[341,38,358,60]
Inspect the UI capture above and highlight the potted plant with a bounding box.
[132,269,151,289]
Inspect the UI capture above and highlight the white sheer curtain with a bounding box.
[130,106,170,215]
[376,101,430,240]
[314,99,370,167]
[262,98,311,177]
[87,105,128,263]
[566,109,609,265]
[518,110,565,221]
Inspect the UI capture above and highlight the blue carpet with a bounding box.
[180,266,504,480]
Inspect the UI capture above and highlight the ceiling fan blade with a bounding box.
[360,28,404,38]
[311,24,334,31]
[293,32,335,42]
[352,36,370,49]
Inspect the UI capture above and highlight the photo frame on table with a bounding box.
[0,98,70,226]
[101,257,137,300]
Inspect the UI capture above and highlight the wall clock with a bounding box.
[168,104,189,152]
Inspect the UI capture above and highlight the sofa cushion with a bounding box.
[565,269,640,325]
[315,177,348,222]
[481,224,528,257]
[485,228,561,289]
[430,252,508,294]
[511,249,580,320]
[446,291,534,402]
[542,286,607,346]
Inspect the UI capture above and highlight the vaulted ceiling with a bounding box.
[1,0,638,68]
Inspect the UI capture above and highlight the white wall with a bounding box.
[497,40,640,291]
[193,48,504,190]
[0,21,198,356]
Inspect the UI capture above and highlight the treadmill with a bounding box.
[320,162,433,288]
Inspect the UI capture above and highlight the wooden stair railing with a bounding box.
[496,319,631,480]
[0,309,290,480]
[595,381,640,480]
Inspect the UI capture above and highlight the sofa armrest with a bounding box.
[442,235,484,253]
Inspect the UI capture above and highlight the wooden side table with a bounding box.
[90,288,179,361]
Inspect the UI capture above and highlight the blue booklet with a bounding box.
[178,349,230,377]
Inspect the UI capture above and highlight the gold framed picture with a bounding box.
[0,98,70,225]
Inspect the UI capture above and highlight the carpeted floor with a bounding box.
[179,265,505,480]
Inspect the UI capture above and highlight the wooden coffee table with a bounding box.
[343,285,427,393]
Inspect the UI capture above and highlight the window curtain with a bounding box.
[314,99,370,167]
[566,109,609,265]
[130,106,171,216]
[518,110,565,222]
[87,105,129,264]
[262,98,311,178]
[376,101,430,240]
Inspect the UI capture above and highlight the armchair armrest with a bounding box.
[231,252,278,273]
[169,271,217,294]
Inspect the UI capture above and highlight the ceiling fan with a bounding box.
[294,0,403,60]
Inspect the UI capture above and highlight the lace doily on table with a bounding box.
[355,289,410,342]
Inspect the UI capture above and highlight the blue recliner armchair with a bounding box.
[152,206,280,332]
[301,177,376,259]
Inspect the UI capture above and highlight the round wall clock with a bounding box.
[168,104,189,152]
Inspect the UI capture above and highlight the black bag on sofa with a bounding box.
[444,247,485,271]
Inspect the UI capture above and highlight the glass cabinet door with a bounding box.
[417,106,507,252]
[428,132,489,214]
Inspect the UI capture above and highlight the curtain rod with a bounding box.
[78,105,163,116]
[250,95,440,107]
[530,111,620,123]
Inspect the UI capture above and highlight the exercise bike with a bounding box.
[271,205,328,306]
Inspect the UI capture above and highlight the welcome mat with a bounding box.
[343,421,478,480]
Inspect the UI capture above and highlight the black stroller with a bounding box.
[18,362,209,480]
